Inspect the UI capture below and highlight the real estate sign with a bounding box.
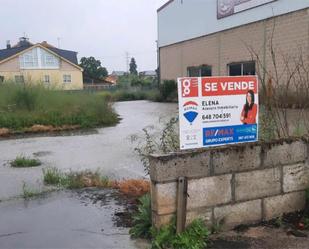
[178,76,258,150]
[217,0,276,19]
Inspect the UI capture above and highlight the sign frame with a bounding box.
[178,75,259,150]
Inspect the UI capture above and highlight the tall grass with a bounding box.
[0,83,118,131]
[97,89,161,102]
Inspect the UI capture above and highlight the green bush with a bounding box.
[129,194,152,239]
[159,80,177,102]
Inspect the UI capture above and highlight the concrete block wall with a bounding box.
[149,137,309,230]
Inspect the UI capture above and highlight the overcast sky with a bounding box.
[1,0,167,73]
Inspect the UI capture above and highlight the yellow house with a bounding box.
[0,37,83,90]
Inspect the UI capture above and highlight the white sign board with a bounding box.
[178,76,258,150]
[217,0,277,19]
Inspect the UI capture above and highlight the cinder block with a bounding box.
[151,182,177,215]
[149,152,211,182]
[152,212,174,228]
[263,192,306,220]
[187,175,232,209]
[235,168,281,201]
[186,208,213,227]
[214,200,262,230]
[213,145,261,174]
[263,141,307,167]
[283,164,309,193]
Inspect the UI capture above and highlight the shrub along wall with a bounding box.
[149,136,309,230]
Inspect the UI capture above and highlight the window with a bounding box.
[187,65,212,77]
[19,48,38,68]
[200,65,212,77]
[41,49,60,68]
[43,75,50,83]
[19,47,59,69]
[63,74,71,83]
[15,75,24,83]
[228,61,255,76]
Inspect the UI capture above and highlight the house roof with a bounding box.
[48,47,78,65]
[111,71,126,76]
[0,45,31,61]
[140,70,157,76]
[0,40,79,68]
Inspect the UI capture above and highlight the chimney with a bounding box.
[19,37,30,47]
[6,40,11,49]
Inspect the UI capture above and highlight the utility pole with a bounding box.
[57,37,61,48]
[125,52,130,74]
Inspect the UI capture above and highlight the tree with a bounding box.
[129,57,138,75]
[79,57,108,80]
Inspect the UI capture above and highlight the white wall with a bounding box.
[158,0,309,47]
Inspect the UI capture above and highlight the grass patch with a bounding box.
[22,182,42,199]
[43,167,110,189]
[0,83,118,132]
[11,156,41,168]
[43,167,64,185]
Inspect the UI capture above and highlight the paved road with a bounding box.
[0,189,149,249]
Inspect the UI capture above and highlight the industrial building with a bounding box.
[157,0,309,83]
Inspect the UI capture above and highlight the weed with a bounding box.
[11,156,41,168]
[43,167,65,185]
[112,179,150,197]
[65,171,110,189]
[133,117,179,174]
[22,182,41,199]
[274,217,283,228]
[211,218,224,234]
[293,121,306,137]
[172,219,210,249]
[150,218,209,249]
[129,194,152,239]
[304,218,309,230]
[305,188,309,201]
[43,168,110,189]
[259,106,276,141]
[151,221,176,249]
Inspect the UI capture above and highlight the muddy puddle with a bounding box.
[0,189,148,249]
[0,100,178,200]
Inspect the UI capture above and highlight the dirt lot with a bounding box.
[209,225,309,249]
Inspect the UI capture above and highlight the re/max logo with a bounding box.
[205,128,234,137]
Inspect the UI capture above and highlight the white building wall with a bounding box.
[158,0,309,47]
